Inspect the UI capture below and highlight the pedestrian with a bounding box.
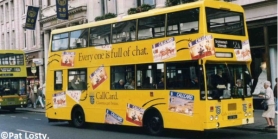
[259,81,275,128]
[29,84,36,108]
[38,82,46,109]
[273,78,277,114]
[34,83,44,109]
[26,85,32,107]
[41,82,46,98]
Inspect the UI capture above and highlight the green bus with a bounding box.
[0,50,28,112]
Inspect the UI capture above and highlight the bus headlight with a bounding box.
[210,115,214,121]
[248,112,251,116]
[244,113,247,117]
[215,115,218,120]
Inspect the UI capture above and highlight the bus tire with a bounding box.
[143,109,164,136]
[71,106,86,128]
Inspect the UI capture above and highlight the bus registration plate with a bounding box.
[228,115,237,119]
[7,101,15,105]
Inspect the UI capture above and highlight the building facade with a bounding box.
[0,0,44,86]
[0,0,275,90]
[233,0,277,89]
[41,0,277,89]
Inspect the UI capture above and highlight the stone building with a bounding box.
[234,0,277,88]
[0,0,44,85]
[41,0,277,88]
[0,0,276,88]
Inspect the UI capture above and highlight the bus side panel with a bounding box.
[138,90,205,131]
[46,70,71,121]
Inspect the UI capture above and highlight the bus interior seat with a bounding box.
[68,83,74,90]
[130,32,136,40]
[167,32,179,36]
[111,83,115,89]
[190,28,197,32]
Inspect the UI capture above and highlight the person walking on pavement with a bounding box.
[273,78,277,114]
[29,84,36,108]
[39,82,46,97]
[33,85,44,109]
[259,81,275,128]
[34,83,44,109]
[38,82,46,109]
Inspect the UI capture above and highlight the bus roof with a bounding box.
[0,50,25,54]
[51,0,243,35]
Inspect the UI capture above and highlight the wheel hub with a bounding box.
[150,117,160,131]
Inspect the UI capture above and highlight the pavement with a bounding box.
[16,107,277,133]
[230,110,277,133]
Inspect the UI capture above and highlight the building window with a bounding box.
[5,3,9,22]
[1,34,4,49]
[24,31,26,48]
[11,1,14,20]
[268,25,277,45]
[68,69,87,90]
[143,0,155,5]
[32,31,35,46]
[107,0,117,15]
[101,0,106,15]
[54,70,63,90]
[6,32,9,49]
[12,31,15,49]
[47,0,51,6]
[0,6,3,23]
[248,27,264,47]
[137,0,155,6]
[22,0,25,14]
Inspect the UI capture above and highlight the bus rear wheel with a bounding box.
[144,111,164,136]
[71,107,85,128]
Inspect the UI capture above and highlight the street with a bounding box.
[0,110,276,139]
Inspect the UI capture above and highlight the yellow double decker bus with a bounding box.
[46,0,254,135]
[0,50,28,112]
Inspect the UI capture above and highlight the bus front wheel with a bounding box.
[144,110,164,136]
[71,106,86,128]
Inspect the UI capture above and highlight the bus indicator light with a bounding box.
[248,103,252,108]
[210,106,214,112]
[150,92,153,97]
